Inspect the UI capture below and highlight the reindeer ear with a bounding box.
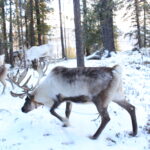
[27,93,34,99]
[27,93,33,99]
[19,94,26,99]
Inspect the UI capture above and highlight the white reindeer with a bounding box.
[11,65,137,139]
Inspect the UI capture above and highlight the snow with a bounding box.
[0,49,150,150]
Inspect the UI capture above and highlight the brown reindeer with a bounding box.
[10,65,137,139]
[31,58,48,84]
[13,50,24,66]
[0,65,8,94]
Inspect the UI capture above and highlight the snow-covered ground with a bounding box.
[0,49,150,150]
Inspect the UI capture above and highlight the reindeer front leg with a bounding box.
[1,80,6,94]
[65,102,72,119]
[56,94,72,119]
[90,107,110,139]
[50,101,69,127]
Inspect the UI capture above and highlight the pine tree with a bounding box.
[0,0,9,61]
[24,0,29,48]
[134,0,142,48]
[24,0,52,47]
[98,0,116,55]
[58,0,66,58]
[35,0,42,45]
[82,0,102,55]
[73,0,84,67]
[40,0,53,44]
[82,0,89,55]
[82,0,117,55]
[29,0,35,46]
[141,0,150,47]
[9,0,14,67]
[15,0,21,49]
[123,0,150,48]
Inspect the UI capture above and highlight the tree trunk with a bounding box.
[9,0,14,67]
[1,0,9,61]
[15,0,22,49]
[0,39,2,55]
[58,0,66,58]
[24,0,29,48]
[29,0,35,46]
[35,0,42,45]
[73,0,84,67]
[82,0,89,56]
[19,0,26,67]
[100,0,115,56]
[134,0,142,48]
[19,0,24,48]
[40,0,46,44]
[143,0,146,47]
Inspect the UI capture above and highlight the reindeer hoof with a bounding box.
[62,124,68,127]
[88,135,97,140]
[62,118,69,127]
[62,122,70,127]
[129,132,137,137]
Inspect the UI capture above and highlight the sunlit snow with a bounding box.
[0,48,149,150]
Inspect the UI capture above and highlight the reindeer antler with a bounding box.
[8,68,36,98]
[32,58,49,76]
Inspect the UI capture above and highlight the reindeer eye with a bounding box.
[25,96,31,103]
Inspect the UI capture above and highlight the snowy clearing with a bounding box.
[0,49,150,150]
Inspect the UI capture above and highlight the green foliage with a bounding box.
[34,1,53,38]
[83,5,101,53]
[0,0,54,49]
[29,0,54,45]
[82,1,102,55]
[82,0,119,54]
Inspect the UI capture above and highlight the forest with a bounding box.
[0,0,150,150]
[0,0,150,66]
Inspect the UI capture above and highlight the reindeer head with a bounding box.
[8,68,43,112]
[31,59,38,70]
[21,94,44,113]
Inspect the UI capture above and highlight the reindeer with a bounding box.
[10,65,137,139]
[13,50,24,66]
[31,58,48,84]
[0,65,8,94]
[0,54,11,94]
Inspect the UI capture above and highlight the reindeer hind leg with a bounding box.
[113,100,138,136]
[0,80,6,94]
